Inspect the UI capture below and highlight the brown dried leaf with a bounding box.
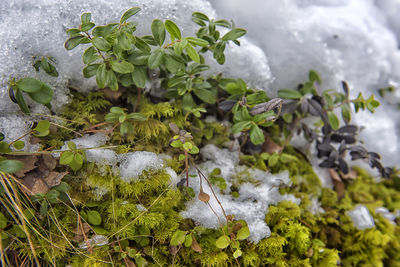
[73,222,91,242]
[190,237,202,253]
[39,154,57,172]
[7,155,38,178]
[169,245,179,256]
[198,190,210,203]
[29,136,42,144]
[333,179,345,199]
[44,171,68,188]
[22,171,68,195]
[125,259,136,267]
[329,168,342,182]
[340,169,357,180]
[102,87,126,101]
[232,222,243,233]
[169,122,180,134]
[263,135,282,154]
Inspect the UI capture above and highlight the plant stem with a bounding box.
[9,130,33,146]
[85,32,106,61]
[184,150,189,187]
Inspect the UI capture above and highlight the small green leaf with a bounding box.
[151,19,166,46]
[74,153,84,165]
[60,151,74,165]
[135,37,151,52]
[83,46,96,64]
[192,12,209,22]
[81,13,91,24]
[87,210,102,226]
[183,142,193,151]
[232,121,252,134]
[165,20,181,40]
[17,78,43,93]
[67,141,76,150]
[278,89,302,99]
[120,7,141,24]
[170,230,186,246]
[221,28,246,41]
[96,63,107,88]
[186,37,209,47]
[170,140,183,148]
[233,249,242,258]
[181,93,194,110]
[249,125,265,145]
[12,140,24,150]
[341,103,351,124]
[126,113,147,121]
[64,35,86,50]
[28,83,53,105]
[184,234,193,247]
[132,66,148,88]
[268,153,279,167]
[148,48,164,69]
[186,44,200,63]
[282,113,293,123]
[81,22,95,32]
[107,70,118,91]
[83,64,99,78]
[33,120,50,133]
[0,141,10,153]
[54,182,70,193]
[327,111,339,130]
[117,31,133,50]
[110,60,134,74]
[15,89,30,114]
[0,160,23,173]
[237,226,250,240]
[188,145,199,155]
[215,19,231,28]
[309,70,322,84]
[178,154,186,161]
[193,88,217,104]
[215,235,230,249]
[92,37,111,51]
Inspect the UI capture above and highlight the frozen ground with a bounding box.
[180,144,300,243]
[0,1,399,164]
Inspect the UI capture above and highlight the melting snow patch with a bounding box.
[348,204,375,230]
[181,144,299,243]
[375,207,397,225]
[119,151,164,182]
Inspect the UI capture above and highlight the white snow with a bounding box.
[181,144,299,243]
[348,204,375,230]
[375,206,397,225]
[119,151,164,182]
[60,133,117,165]
[209,0,400,166]
[0,115,40,152]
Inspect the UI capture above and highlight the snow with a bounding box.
[0,115,40,152]
[119,151,164,182]
[60,133,117,165]
[375,206,397,225]
[209,0,400,166]
[181,144,299,243]
[348,204,375,230]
